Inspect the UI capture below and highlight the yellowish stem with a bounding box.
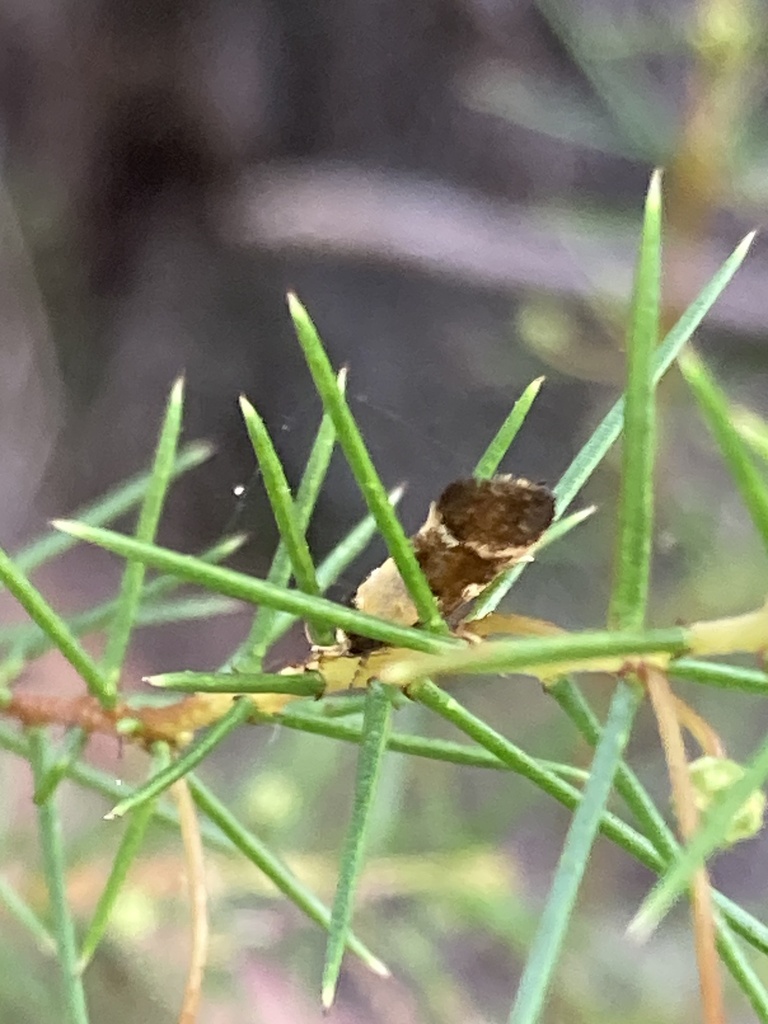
[644,666,725,1024]
[673,694,726,758]
[174,779,209,1024]
[688,600,768,658]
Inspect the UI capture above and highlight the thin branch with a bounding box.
[174,779,209,1024]
[644,666,725,1024]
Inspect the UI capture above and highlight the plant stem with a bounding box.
[28,729,90,1024]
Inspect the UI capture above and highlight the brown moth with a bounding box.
[284,476,555,692]
[349,475,555,643]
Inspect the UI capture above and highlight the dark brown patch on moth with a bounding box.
[414,476,555,616]
[412,535,511,617]
[435,477,555,558]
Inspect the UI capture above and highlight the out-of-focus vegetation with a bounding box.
[1,1,768,1021]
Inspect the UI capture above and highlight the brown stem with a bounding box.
[174,778,209,1024]
[3,688,294,748]
[644,665,726,1024]
[673,694,726,758]
[3,599,763,748]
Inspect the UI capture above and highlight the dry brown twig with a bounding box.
[174,777,209,1024]
[644,664,725,1024]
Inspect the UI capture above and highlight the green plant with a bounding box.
[1,173,767,1024]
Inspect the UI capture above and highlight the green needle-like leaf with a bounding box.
[715,921,768,1021]
[472,229,755,620]
[239,376,342,666]
[28,729,90,1024]
[508,172,661,1024]
[555,230,754,517]
[1,185,763,1023]
[508,682,642,1024]
[550,678,768,1016]
[382,625,687,685]
[669,659,768,695]
[105,699,253,819]
[608,168,660,630]
[536,505,596,549]
[0,722,235,854]
[147,670,324,696]
[287,292,447,634]
[680,347,768,555]
[239,394,331,645]
[409,680,663,865]
[6,712,768,966]
[262,702,589,778]
[0,547,111,705]
[474,376,545,479]
[187,773,389,976]
[469,505,595,616]
[0,535,246,663]
[78,743,171,970]
[33,728,89,805]
[0,874,56,954]
[101,377,186,700]
[8,441,212,579]
[733,407,768,464]
[50,522,456,656]
[130,595,242,624]
[322,682,394,1009]
[550,677,676,853]
[238,487,403,665]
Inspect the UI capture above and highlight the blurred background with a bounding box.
[1,0,768,1020]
